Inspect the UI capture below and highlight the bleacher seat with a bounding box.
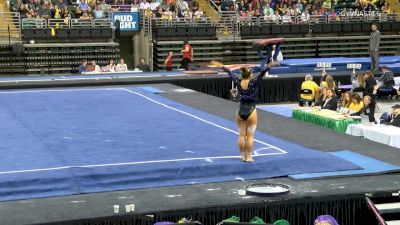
[281,24,291,34]
[22,29,35,39]
[362,22,372,32]
[342,22,352,32]
[207,27,216,37]
[101,28,112,39]
[299,24,308,34]
[313,24,323,33]
[56,29,69,39]
[80,29,91,38]
[241,26,251,36]
[380,21,392,31]
[332,23,342,32]
[290,24,300,33]
[69,29,80,39]
[251,26,261,36]
[176,27,186,37]
[322,23,332,33]
[91,29,101,39]
[35,29,48,39]
[271,24,281,34]
[393,21,400,31]
[166,27,177,37]
[260,25,270,35]
[352,23,362,32]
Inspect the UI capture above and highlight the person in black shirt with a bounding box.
[384,104,400,127]
[321,89,337,111]
[137,58,150,72]
[352,95,375,123]
[78,59,87,74]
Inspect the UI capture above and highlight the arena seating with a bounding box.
[22,28,113,42]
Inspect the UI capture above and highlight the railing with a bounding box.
[151,17,214,27]
[238,13,399,25]
[217,11,239,36]
[21,18,111,29]
[0,12,21,42]
[109,4,137,11]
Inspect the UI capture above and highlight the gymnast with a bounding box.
[211,38,284,162]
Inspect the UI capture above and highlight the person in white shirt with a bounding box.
[116,58,128,72]
[139,0,150,10]
[149,0,159,11]
[301,10,310,22]
[282,11,292,23]
[271,45,283,62]
[271,11,281,23]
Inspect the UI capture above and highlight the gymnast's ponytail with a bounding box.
[241,67,252,79]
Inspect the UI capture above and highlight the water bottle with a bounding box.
[305,101,309,107]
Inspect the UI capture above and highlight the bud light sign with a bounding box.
[112,12,139,31]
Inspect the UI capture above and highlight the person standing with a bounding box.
[369,23,381,71]
[181,40,193,70]
[165,51,173,71]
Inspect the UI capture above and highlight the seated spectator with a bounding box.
[193,7,205,20]
[341,91,352,108]
[137,58,150,72]
[384,104,400,127]
[348,93,364,114]
[103,59,115,72]
[352,73,366,93]
[79,59,87,74]
[352,95,375,123]
[139,0,151,10]
[61,5,71,19]
[271,11,281,23]
[56,0,66,10]
[93,5,105,18]
[382,2,391,13]
[99,0,111,13]
[374,65,395,94]
[150,0,160,10]
[92,60,101,72]
[301,10,310,22]
[77,0,91,15]
[313,87,328,106]
[322,0,331,13]
[282,11,292,23]
[300,74,320,106]
[263,4,274,16]
[116,58,128,72]
[321,88,337,111]
[11,0,22,13]
[314,215,339,225]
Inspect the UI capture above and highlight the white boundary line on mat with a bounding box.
[0,87,287,175]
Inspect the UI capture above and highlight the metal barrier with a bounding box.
[217,11,239,36]
[0,12,21,42]
[151,17,214,27]
[21,18,111,29]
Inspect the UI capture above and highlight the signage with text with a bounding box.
[112,12,139,31]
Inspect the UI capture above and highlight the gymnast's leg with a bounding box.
[272,43,281,62]
[245,110,257,162]
[236,113,247,161]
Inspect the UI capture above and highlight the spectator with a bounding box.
[300,74,320,106]
[382,2,391,13]
[193,7,205,20]
[321,75,336,94]
[348,92,364,113]
[376,66,394,90]
[314,87,328,106]
[271,11,281,23]
[263,4,274,16]
[99,0,111,12]
[351,95,375,123]
[264,10,272,21]
[341,91,352,108]
[11,0,22,13]
[384,104,400,127]
[93,5,105,18]
[282,11,291,23]
[53,5,61,19]
[116,58,128,72]
[139,0,151,10]
[79,59,87,74]
[137,58,151,72]
[104,59,115,72]
[61,5,71,18]
[352,73,366,93]
[150,0,160,11]
[56,0,66,10]
[321,88,337,111]
[364,71,377,96]
[322,0,331,13]
[77,0,91,14]
[92,60,101,72]
[165,51,173,71]
[273,219,290,225]
[314,215,339,225]
[301,9,310,22]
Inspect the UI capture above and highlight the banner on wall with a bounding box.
[111,12,140,31]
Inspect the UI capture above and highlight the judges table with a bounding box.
[292,108,360,133]
[347,124,400,148]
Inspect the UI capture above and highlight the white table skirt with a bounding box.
[346,124,400,148]
[395,77,400,86]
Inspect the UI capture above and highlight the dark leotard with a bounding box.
[224,67,270,120]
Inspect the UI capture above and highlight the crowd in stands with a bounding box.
[300,66,400,127]
[217,0,393,22]
[10,0,206,22]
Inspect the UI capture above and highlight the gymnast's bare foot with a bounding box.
[245,156,254,163]
[241,153,246,162]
